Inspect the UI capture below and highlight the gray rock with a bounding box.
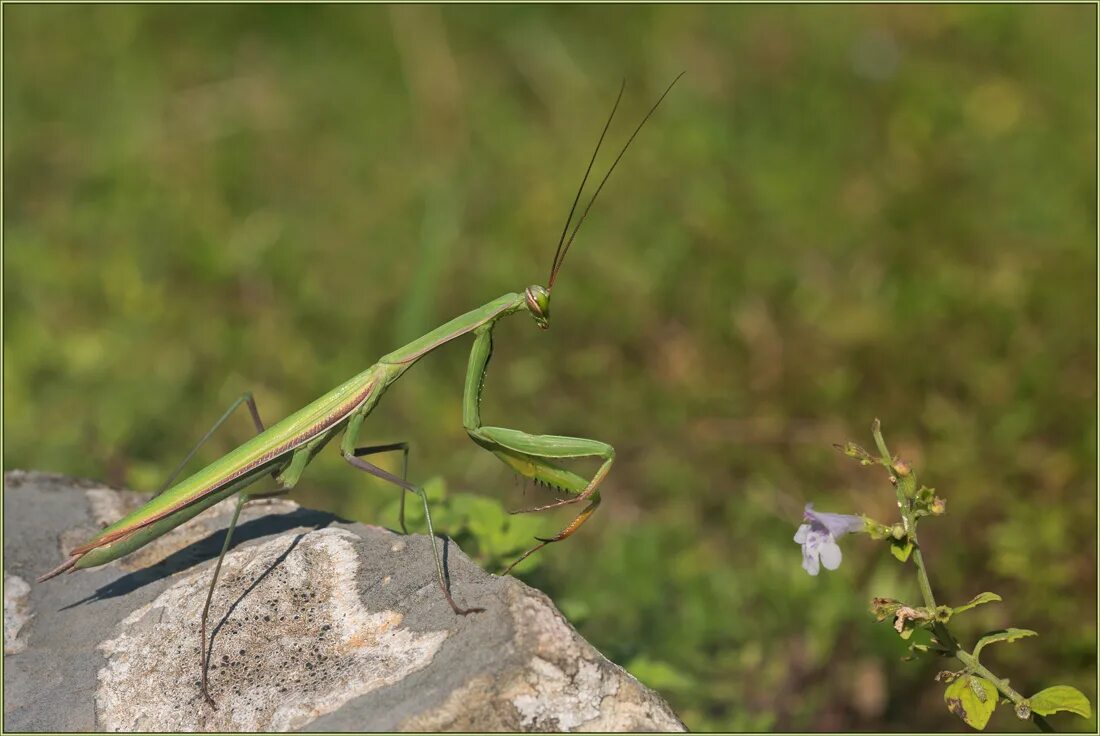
[3,470,685,732]
[4,571,32,655]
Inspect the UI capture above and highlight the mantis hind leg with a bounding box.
[155,392,266,497]
[198,452,304,707]
[463,325,615,574]
[193,400,302,707]
[199,493,247,708]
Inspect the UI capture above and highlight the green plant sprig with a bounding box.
[832,421,1092,732]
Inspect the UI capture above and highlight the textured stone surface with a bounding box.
[4,572,32,655]
[3,470,685,732]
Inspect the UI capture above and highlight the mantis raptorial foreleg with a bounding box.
[339,413,484,615]
[461,325,615,573]
[154,392,266,497]
[351,442,411,534]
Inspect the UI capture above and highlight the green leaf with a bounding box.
[953,592,1002,615]
[945,675,998,730]
[834,441,876,465]
[556,597,591,624]
[444,492,546,573]
[889,537,914,562]
[449,493,507,548]
[972,628,1037,661]
[862,516,892,540]
[1028,685,1092,719]
[626,655,694,693]
[421,476,447,503]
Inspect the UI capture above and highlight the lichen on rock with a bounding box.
[96,528,448,732]
[4,572,33,655]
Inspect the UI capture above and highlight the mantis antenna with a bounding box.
[548,72,685,290]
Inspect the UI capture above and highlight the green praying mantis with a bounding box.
[38,74,682,706]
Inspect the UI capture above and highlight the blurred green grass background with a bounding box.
[3,5,1095,731]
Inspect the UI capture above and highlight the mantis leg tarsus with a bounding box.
[509,496,582,515]
[155,392,267,498]
[352,442,411,534]
[502,495,602,575]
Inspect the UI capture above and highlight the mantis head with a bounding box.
[525,284,551,329]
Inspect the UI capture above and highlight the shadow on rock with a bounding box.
[59,508,344,610]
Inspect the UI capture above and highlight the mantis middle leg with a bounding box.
[340,413,483,616]
[351,442,412,534]
[462,324,615,574]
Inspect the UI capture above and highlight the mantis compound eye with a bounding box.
[525,285,550,330]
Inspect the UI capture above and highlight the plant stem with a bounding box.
[870,423,1047,727]
[872,424,939,614]
[910,547,938,612]
[916,545,1041,725]
[873,423,939,610]
[956,649,1026,704]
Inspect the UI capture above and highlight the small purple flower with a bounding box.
[794,503,864,575]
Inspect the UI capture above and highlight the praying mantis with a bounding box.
[38,74,682,706]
